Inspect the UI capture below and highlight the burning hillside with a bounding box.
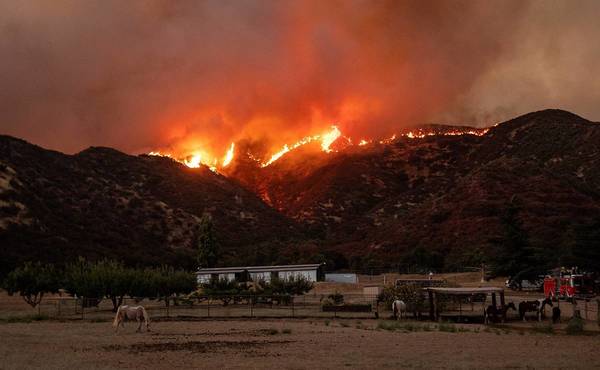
[147,124,490,172]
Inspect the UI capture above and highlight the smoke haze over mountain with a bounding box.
[1,0,599,157]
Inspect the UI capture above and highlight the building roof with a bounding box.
[424,287,504,295]
[196,264,322,275]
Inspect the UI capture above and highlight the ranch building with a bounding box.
[196,264,323,284]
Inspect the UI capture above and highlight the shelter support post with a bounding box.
[491,293,497,308]
[428,290,434,320]
[500,291,506,323]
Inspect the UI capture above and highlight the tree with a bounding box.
[197,214,218,268]
[489,199,544,287]
[63,258,106,307]
[563,221,600,272]
[2,262,61,308]
[128,267,160,300]
[153,266,198,307]
[94,259,131,312]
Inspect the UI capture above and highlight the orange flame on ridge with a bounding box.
[148,125,489,172]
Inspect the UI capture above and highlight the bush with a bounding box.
[566,316,584,335]
[2,262,61,308]
[202,278,251,305]
[0,313,51,324]
[269,276,314,296]
[533,323,554,334]
[328,291,344,305]
[377,320,402,331]
[438,322,457,333]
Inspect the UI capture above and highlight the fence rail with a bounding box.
[30,294,381,320]
[5,294,600,324]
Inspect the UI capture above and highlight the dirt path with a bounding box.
[0,319,599,369]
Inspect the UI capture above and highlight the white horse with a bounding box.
[113,305,150,333]
[392,300,407,320]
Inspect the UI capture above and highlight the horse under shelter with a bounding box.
[424,287,506,323]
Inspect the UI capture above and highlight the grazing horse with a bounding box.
[113,305,150,333]
[484,302,516,324]
[392,300,407,320]
[518,298,552,322]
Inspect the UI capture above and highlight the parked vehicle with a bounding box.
[505,277,544,291]
[544,269,595,299]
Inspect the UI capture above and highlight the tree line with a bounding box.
[2,258,197,312]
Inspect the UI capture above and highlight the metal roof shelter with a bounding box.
[197,264,322,274]
[424,287,506,322]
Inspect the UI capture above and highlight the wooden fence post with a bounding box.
[597,299,599,327]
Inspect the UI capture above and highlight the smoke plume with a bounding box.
[0,0,598,158]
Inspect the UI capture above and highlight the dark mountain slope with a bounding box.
[227,109,600,270]
[0,136,300,275]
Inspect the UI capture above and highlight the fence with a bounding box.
[6,294,600,325]
[29,294,381,321]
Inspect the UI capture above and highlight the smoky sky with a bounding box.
[1,0,599,157]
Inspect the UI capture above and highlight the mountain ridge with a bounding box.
[1,109,599,274]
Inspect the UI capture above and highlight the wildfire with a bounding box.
[261,125,341,167]
[222,143,235,167]
[183,153,203,168]
[148,145,232,173]
[147,124,489,172]
[402,128,488,139]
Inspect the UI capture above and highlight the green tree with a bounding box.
[197,214,218,268]
[128,267,160,300]
[63,258,106,307]
[154,266,198,307]
[2,262,61,308]
[94,259,131,312]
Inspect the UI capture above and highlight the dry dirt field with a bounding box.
[0,318,599,370]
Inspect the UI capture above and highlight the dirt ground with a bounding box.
[0,318,599,370]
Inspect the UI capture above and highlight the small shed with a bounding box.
[325,273,358,284]
[424,287,506,322]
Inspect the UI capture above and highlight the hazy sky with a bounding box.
[1,0,599,157]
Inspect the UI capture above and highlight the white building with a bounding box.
[196,264,322,284]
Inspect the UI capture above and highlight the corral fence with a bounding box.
[9,294,600,325]
[31,294,382,321]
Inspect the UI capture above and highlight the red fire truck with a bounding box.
[543,269,595,300]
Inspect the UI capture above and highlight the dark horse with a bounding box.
[518,298,552,322]
[484,302,516,324]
